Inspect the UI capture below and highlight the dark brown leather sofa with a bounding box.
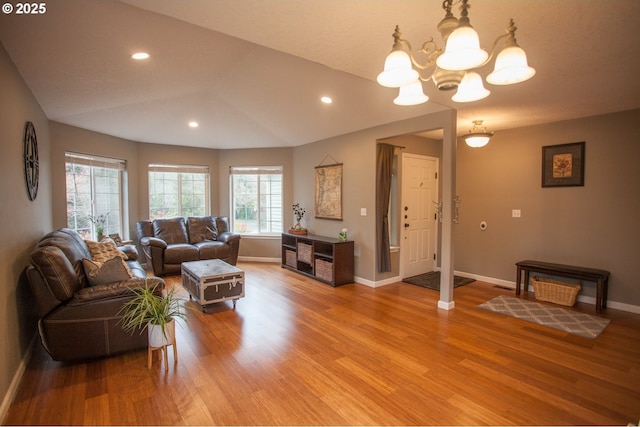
[26,228,164,362]
[137,216,240,276]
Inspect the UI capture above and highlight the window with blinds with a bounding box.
[65,152,126,240]
[230,166,283,234]
[148,163,210,219]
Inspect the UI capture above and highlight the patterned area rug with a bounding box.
[403,271,475,291]
[479,295,610,339]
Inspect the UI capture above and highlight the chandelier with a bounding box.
[377,0,535,106]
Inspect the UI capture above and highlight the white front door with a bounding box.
[401,154,438,279]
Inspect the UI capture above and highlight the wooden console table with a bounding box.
[281,233,354,286]
[515,260,610,313]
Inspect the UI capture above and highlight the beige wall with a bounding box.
[136,141,220,223]
[48,124,295,261]
[292,111,455,282]
[50,122,144,239]
[3,35,640,420]
[0,43,51,418]
[455,109,640,307]
[218,148,294,259]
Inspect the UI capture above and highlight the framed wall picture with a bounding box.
[314,163,343,220]
[542,142,585,187]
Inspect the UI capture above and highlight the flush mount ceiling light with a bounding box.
[188,121,199,128]
[464,120,493,147]
[131,52,150,60]
[321,96,333,104]
[377,0,535,106]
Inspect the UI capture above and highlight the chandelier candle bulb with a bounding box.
[394,80,429,106]
[377,37,419,88]
[452,72,490,103]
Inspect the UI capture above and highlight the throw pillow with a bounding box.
[86,237,127,262]
[82,257,135,286]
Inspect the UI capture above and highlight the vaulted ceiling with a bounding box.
[1,0,639,149]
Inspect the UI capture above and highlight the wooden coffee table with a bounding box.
[181,259,245,312]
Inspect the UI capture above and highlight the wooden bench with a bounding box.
[515,260,610,313]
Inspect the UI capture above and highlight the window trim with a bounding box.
[65,151,126,240]
[147,163,210,219]
[229,165,283,235]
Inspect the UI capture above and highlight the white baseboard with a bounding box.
[233,260,640,314]
[455,270,640,314]
[355,275,399,288]
[238,256,280,263]
[438,300,456,310]
[1,335,36,425]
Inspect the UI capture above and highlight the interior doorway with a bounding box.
[401,153,439,279]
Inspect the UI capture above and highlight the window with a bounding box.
[230,166,283,234]
[65,152,125,240]
[148,164,209,219]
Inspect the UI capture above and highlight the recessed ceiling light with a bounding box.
[131,52,150,60]
[188,121,199,128]
[321,96,332,104]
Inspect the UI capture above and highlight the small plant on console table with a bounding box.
[290,203,308,235]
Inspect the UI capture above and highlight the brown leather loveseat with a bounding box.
[26,228,165,362]
[137,216,240,276]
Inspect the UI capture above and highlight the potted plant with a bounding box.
[118,283,188,348]
[89,212,109,241]
[289,203,308,235]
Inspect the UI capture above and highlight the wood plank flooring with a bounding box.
[4,262,640,425]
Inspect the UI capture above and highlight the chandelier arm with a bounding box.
[467,32,509,70]
[397,37,441,71]
[470,19,520,70]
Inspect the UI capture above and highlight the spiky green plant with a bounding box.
[118,283,188,339]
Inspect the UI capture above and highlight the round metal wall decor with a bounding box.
[23,121,39,201]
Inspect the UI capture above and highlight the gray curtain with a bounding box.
[376,143,395,272]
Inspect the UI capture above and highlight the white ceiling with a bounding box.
[1,0,639,149]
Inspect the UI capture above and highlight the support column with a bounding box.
[438,110,457,310]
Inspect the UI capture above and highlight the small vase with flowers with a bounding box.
[289,203,308,235]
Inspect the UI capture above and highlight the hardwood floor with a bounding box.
[5,262,640,425]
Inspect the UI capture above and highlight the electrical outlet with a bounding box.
[512,209,521,218]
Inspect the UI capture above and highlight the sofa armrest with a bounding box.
[139,236,168,265]
[217,232,241,265]
[217,231,240,244]
[68,277,165,306]
[119,244,139,261]
[140,236,167,249]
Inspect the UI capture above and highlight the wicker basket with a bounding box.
[315,259,333,282]
[285,250,296,268]
[297,242,312,264]
[531,276,581,306]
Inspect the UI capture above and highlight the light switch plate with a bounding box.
[360,208,367,216]
[512,209,521,218]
